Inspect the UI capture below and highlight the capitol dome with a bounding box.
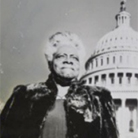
[85,1,138,72]
[94,4,138,55]
[94,25,138,55]
[82,1,138,137]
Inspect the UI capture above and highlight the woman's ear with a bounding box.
[44,54,53,71]
[48,61,53,71]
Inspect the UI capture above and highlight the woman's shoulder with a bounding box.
[68,79,112,102]
[12,82,52,101]
[13,82,47,92]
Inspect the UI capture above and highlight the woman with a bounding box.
[0,32,85,138]
[41,32,85,138]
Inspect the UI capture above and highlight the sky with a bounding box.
[0,0,138,103]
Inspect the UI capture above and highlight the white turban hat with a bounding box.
[44,32,86,64]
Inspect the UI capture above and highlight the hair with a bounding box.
[44,31,86,64]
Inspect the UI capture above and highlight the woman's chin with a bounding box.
[61,74,77,80]
[60,70,76,79]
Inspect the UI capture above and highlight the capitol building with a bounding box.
[82,1,138,138]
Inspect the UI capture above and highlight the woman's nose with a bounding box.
[63,57,73,64]
[63,60,73,65]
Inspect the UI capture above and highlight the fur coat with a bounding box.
[1,75,118,138]
[64,81,118,138]
[1,74,58,138]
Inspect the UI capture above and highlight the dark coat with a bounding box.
[0,74,58,138]
[64,82,119,138]
[1,76,118,138]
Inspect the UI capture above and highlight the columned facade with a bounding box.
[82,1,138,138]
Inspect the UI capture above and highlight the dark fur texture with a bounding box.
[64,81,119,138]
[0,75,58,138]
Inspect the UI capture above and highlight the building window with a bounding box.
[113,56,115,64]
[91,61,93,69]
[126,99,138,132]
[118,73,123,84]
[93,60,95,68]
[120,56,122,63]
[114,99,122,111]
[89,77,92,84]
[135,74,138,85]
[101,58,103,66]
[96,59,98,67]
[101,74,106,84]
[107,57,109,64]
[109,73,115,84]
[82,79,87,84]
[126,73,132,84]
[95,76,99,84]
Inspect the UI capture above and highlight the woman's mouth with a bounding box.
[61,67,74,70]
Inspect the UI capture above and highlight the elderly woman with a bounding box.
[0,32,85,138]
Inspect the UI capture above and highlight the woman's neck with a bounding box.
[56,84,69,99]
[52,72,76,87]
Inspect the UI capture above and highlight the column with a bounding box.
[92,75,95,86]
[106,73,110,86]
[114,73,118,87]
[93,59,95,69]
[131,73,135,87]
[120,98,126,138]
[123,72,127,86]
[97,74,101,86]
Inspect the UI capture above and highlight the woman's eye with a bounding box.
[72,56,79,61]
[55,55,65,59]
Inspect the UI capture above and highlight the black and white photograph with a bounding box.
[0,0,138,138]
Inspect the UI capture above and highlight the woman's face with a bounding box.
[52,46,80,79]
